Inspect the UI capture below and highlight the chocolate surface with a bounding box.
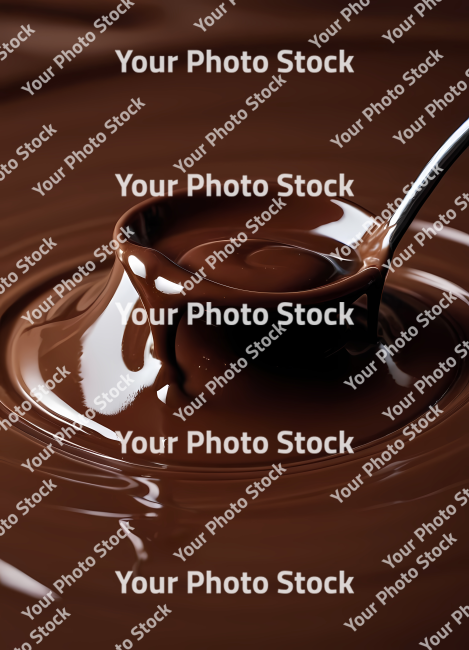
[0,1,469,648]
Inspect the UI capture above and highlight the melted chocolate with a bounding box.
[1,3,469,648]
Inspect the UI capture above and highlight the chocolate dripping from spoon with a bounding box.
[115,119,469,400]
[360,117,469,340]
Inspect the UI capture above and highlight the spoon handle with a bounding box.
[388,117,469,254]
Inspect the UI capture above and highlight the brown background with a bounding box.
[0,1,468,649]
